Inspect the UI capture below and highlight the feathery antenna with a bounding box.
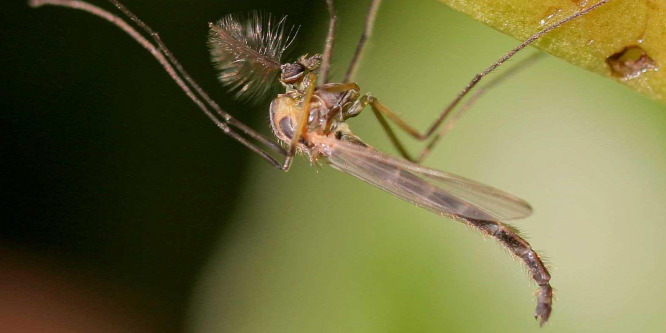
[208,12,298,103]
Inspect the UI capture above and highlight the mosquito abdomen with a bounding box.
[468,218,552,325]
[323,141,552,325]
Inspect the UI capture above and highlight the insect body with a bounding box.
[266,52,553,324]
[270,56,362,147]
[31,0,611,326]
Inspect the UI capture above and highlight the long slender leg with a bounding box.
[318,82,360,94]
[371,104,413,159]
[30,0,290,169]
[365,0,609,162]
[418,0,610,140]
[281,72,318,170]
[105,0,286,157]
[319,0,337,85]
[468,218,552,326]
[344,0,383,83]
[392,52,545,162]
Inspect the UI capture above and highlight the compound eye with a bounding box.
[278,117,294,139]
[280,62,305,84]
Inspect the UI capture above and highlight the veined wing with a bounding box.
[313,135,532,222]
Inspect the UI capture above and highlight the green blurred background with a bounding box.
[3,0,665,332]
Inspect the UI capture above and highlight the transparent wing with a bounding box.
[315,136,532,222]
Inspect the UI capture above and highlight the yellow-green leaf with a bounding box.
[438,0,666,103]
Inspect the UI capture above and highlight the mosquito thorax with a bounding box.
[271,51,366,151]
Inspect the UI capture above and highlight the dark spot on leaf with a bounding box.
[606,45,658,80]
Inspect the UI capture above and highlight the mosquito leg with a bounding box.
[365,52,542,162]
[319,0,337,85]
[364,50,537,162]
[332,93,413,160]
[30,0,289,169]
[344,0,383,83]
[316,82,363,133]
[105,0,286,156]
[363,52,540,136]
[414,52,545,162]
[365,0,609,162]
[318,82,360,93]
[468,218,553,326]
[416,0,611,142]
[371,105,415,160]
[223,126,286,169]
[281,72,318,170]
[372,107,419,160]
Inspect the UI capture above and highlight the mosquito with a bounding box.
[30,0,610,326]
